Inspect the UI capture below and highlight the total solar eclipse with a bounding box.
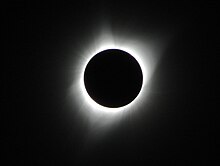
[84,49,143,108]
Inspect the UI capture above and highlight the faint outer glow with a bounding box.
[68,27,162,128]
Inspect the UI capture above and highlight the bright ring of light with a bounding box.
[78,44,149,114]
[69,27,159,118]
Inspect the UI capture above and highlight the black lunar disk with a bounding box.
[84,49,143,108]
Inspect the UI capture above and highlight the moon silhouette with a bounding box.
[84,49,143,108]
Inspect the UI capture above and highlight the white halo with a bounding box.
[81,47,147,113]
[68,27,162,128]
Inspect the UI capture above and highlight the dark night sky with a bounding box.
[5,0,217,165]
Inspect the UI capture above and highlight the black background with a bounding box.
[5,0,217,165]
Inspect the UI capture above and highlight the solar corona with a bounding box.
[68,29,160,125]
